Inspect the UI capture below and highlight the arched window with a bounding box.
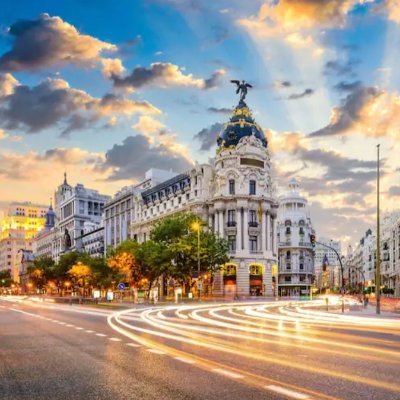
[249,180,256,195]
[285,220,292,226]
[229,179,235,195]
[299,219,305,226]
[224,264,237,275]
[249,264,263,275]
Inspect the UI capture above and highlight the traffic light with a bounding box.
[310,234,316,248]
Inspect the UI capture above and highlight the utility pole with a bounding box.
[376,144,381,315]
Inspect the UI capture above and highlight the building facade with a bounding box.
[104,169,177,250]
[0,202,47,281]
[33,174,110,262]
[314,237,342,290]
[276,179,315,297]
[130,98,279,297]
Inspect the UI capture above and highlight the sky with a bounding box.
[0,0,399,251]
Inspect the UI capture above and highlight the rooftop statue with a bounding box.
[230,80,253,102]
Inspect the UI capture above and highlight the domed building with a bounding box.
[125,94,279,298]
[211,99,278,297]
[277,179,315,297]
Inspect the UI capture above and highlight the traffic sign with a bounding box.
[117,282,126,290]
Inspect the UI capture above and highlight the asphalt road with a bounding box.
[1,296,399,400]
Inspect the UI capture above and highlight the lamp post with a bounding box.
[191,221,201,300]
[376,144,381,315]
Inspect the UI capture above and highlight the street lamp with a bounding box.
[191,221,201,300]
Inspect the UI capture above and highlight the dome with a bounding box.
[217,100,267,149]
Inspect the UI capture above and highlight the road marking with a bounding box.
[75,327,84,330]
[174,356,196,364]
[66,324,74,327]
[85,330,94,333]
[58,322,66,325]
[126,343,141,347]
[95,333,107,337]
[147,348,166,355]
[212,369,244,379]
[265,385,310,399]
[108,337,121,341]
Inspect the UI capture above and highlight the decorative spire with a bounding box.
[49,197,53,210]
[63,172,67,185]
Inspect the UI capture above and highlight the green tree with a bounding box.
[27,256,55,288]
[0,269,13,287]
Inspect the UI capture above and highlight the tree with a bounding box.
[55,251,83,281]
[0,269,13,287]
[27,256,55,288]
[68,261,91,296]
[107,240,141,286]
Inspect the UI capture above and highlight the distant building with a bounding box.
[32,174,110,262]
[314,237,342,290]
[276,179,315,297]
[0,202,47,281]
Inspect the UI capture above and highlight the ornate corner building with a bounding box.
[277,179,315,297]
[122,98,279,297]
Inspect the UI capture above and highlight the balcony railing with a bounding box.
[227,221,237,227]
[248,221,259,227]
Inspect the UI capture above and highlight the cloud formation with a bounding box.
[237,1,368,54]
[309,85,400,140]
[288,88,314,99]
[0,14,117,72]
[194,122,224,151]
[111,62,225,91]
[0,75,161,135]
[102,135,193,181]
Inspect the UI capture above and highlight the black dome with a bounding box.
[217,100,267,149]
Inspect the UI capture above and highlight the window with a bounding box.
[229,179,235,195]
[300,263,304,270]
[285,276,291,282]
[299,227,304,235]
[228,235,236,251]
[227,210,236,226]
[249,235,257,251]
[225,264,236,275]
[286,250,291,258]
[286,227,291,235]
[249,180,256,195]
[178,197,182,204]
[250,264,262,275]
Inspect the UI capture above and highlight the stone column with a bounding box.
[272,216,277,254]
[214,211,219,235]
[208,213,213,231]
[219,210,224,238]
[243,207,248,252]
[261,210,266,252]
[236,207,242,251]
[266,213,271,251]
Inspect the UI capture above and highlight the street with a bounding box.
[1,297,399,400]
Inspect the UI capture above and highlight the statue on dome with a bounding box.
[230,80,253,102]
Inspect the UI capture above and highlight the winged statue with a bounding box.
[230,80,253,101]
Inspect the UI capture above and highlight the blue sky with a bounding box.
[0,0,399,249]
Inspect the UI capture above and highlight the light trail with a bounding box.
[108,301,400,397]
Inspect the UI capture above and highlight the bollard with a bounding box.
[325,297,329,312]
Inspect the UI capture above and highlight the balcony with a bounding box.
[279,241,292,247]
[248,221,258,228]
[227,221,237,227]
